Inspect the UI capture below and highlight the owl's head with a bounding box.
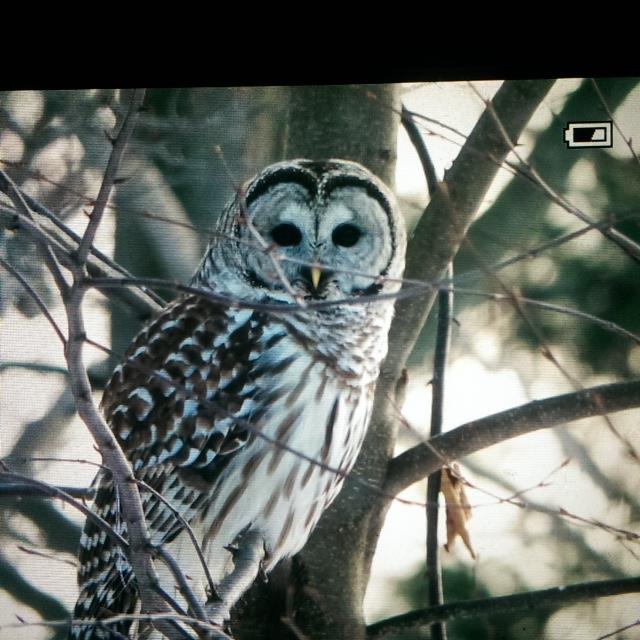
[199,159,406,307]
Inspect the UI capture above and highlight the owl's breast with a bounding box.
[191,333,375,580]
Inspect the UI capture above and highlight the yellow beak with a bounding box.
[311,266,322,290]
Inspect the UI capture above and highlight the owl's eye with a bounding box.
[271,223,302,247]
[332,223,361,248]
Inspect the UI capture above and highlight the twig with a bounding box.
[20,186,636,312]
[3,185,165,306]
[401,105,439,196]
[384,378,640,497]
[0,256,67,346]
[85,300,640,508]
[63,315,178,637]
[152,544,212,635]
[461,458,622,576]
[16,544,77,568]
[457,214,637,282]
[0,362,69,376]
[0,612,229,636]
[382,80,555,403]
[86,274,430,315]
[404,108,456,640]
[75,89,146,265]
[590,78,640,168]
[48,87,178,639]
[594,618,640,640]
[426,264,453,640]
[235,183,307,307]
[0,169,69,293]
[458,100,640,464]
[451,464,640,547]
[366,576,640,638]
[0,471,125,547]
[136,477,217,599]
[0,482,94,500]
[468,81,640,266]
[454,287,640,346]
[0,203,162,320]
[86,274,640,349]
[0,202,76,268]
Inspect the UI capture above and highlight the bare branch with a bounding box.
[0,202,162,321]
[0,170,69,293]
[366,576,640,638]
[3,183,165,306]
[383,80,555,391]
[0,256,67,346]
[425,263,453,640]
[469,81,640,266]
[88,274,640,351]
[17,544,77,568]
[450,462,640,547]
[594,618,640,640]
[0,471,125,547]
[83,334,427,509]
[385,378,640,496]
[0,612,229,637]
[136,477,217,599]
[64,287,175,636]
[454,287,640,346]
[152,544,211,634]
[0,482,94,500]
[75,89,146,265]
[401,105,439,196]
[590,78,640,168]
[35,88,175,639]
[463,214,638,279]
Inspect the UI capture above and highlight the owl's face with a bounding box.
[208,160,406,305]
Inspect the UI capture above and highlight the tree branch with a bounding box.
[366,576,640,638]
[0,170,69,293]
[382,79,555,389]
[0,482,93,500]
[400,105,438,196]
[39,88,178,639]
[75,89,146,265]
[0,256,67,346]
[0,201,163,320]
[425,263,453,640]
[469,81,640,266]
[385,378,640,496]
[0,472,124,548]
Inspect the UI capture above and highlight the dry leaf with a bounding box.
[441,463,476,559]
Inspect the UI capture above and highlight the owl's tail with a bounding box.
[69,481,139,640]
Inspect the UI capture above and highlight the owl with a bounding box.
[70,159,406,639]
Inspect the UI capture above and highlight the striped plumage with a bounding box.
[70,159,406,639]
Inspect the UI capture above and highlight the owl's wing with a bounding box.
[71,294,278,638]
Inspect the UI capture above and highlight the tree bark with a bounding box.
[233,80,556,640]
[233,84,401,640]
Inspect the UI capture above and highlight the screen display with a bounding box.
[1,80,638,640]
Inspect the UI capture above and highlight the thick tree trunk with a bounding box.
[232,84,401,640]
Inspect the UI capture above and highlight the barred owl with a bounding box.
[70,159,406,639]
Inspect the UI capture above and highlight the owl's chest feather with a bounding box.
[106,299,381,588]
[197,330,375,561]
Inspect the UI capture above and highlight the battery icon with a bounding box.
[564,121,612,148]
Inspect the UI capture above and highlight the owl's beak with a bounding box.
[310,266,322,291]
